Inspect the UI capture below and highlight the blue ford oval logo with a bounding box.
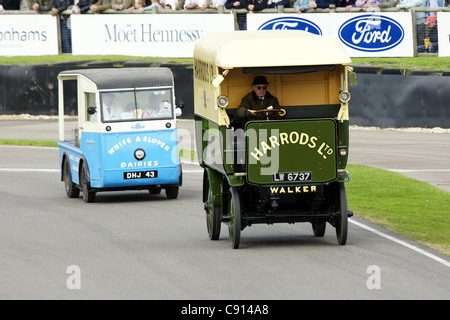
[258,17,322,35]
[338,15,404,52]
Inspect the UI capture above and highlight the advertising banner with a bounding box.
[247,12,414,57]
[71,14,234,57]
[0,15,59,56]
[437,12,450,57]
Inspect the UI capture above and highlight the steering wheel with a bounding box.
[251,108,286,117]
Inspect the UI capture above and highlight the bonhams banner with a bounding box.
[247,12,414,57]
[70,14,234,57]
[0,15,59,56]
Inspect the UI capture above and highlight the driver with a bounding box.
[236,76,281,121]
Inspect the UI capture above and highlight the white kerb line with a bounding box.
[349,219,450,268]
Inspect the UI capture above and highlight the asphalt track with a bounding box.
[0,119,449,300]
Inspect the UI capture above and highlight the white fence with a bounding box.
[0,9,449,57]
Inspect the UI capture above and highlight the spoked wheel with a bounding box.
[63,159,80,198]
[312,220,326,237]
[228,186,241,249]
[81,165,96,203]
[203,170,221,240]
[335,182,348,245]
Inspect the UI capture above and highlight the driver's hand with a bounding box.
[244,110,257,119]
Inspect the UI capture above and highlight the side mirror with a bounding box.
[175,107,182,117]
[176,99,185,109]
[87,106,97,115]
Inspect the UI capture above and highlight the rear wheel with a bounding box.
[312,220,326,237]
[63,159,79,199]
[335,183,348,245]
[228,187,241,249]
[165,186,179,199]
[81,165,96,203]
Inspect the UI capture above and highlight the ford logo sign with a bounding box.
[258,17,322,35]
[338,15,404,52]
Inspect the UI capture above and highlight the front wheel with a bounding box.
[228,187,241,249]
[204,170,221,240]
[335,183,348,245]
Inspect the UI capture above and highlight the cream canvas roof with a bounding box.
[194,30,352,68]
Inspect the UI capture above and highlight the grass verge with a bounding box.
[346,164,450,257]
[0,139,58,148]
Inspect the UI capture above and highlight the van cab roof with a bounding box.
[194,30,352,69]
[58,67,174,90]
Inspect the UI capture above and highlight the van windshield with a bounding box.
[101,88,173,123]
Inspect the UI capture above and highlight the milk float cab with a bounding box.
[58,68,183,202]
[194,31,356,248]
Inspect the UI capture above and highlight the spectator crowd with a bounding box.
[1,0,447,13]
[0,0,447,53]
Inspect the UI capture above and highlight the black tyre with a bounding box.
[165,186,179,199]
[228,187,241,249]
[204,170,221,240]
[63,159,80,199]
[81,165,96,203]
[335,183,348,245]
[312,220,326,237]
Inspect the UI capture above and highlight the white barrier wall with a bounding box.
[247,12,415,57]
[438,12,450,57]
[1,13,449,57]
[71,14,235,57]
[0,15,59,56]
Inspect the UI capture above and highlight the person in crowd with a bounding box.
[237,76,281,122]
[207,0,225,8]
[72,0,95,12]
[224,0,266,11]
[355,0,376,9]
[184,0,208,9]
[224,0,245,8]
[417,15,438,53]
[21,0,33,10]
[395,0,426,25]
[376,0,396,8]
[111,0,132,10]
[51,0,72,53]
[127,0,144,11]
[0,0,21,11]
[144,0,164,10]
[90,0,113,12]
[338,0,355,10]
[293,0,316,12]
[314,0,339,8]
[32,0,52,11]
[247,0,268,11]
[160,0,177,9]
[267,0,290,8]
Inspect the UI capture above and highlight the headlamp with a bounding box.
[339,91,351,103]
[217,95,229,108]
[134,148,146,161]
